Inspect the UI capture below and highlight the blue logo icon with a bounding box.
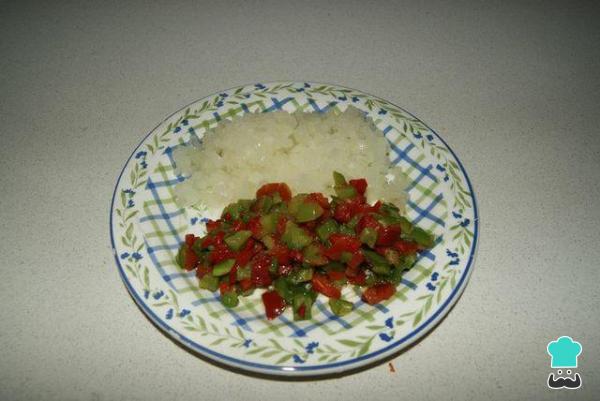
[547,336,582,390]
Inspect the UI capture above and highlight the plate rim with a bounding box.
[109,81,479,376]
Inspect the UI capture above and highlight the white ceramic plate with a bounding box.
[110,82,478,376]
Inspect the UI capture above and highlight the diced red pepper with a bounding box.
[325,234,362,260]
[347,270,366,285]
[223,212,232,221]
[356,214,381,235]
[185,234,196,247]
[196,264,212,279]
[209,243,235,264]
[269,243,291,265]
[393,240,421,254]
[362,283,396,305]
[347,251,364,270]
[370,200,382,213]
[251,254,273,287]
[327,270,345,281]
[276,216,288,236]
[229,263,239,284]
[333,202,352,223]
[232,219,244,232]
[349,178,368,195]
[183,247,198,270]
[312,273,341,299]
[298,304,306,319]
[256,183,292,202]
[205,219,220,233]
[219,282,233,295]
[290,249,303,263]
[235,238,257,267]
[247,216,262,238]
[376,224,402,246]
[239,278,253,291]
[262,290,286,319]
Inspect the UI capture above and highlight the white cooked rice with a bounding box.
[173,107,408,215]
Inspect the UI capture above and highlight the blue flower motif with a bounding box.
[292,354,305,363]
[435,164,446,172]
[379,332,393,342]
[174,126,181,133]
[152,291,164,300]
[296,87,305,92]
[166,308,174,320]
[123,189,135,196]
[244,94,251,98]
[460,218,471,227]
[451,211,462,219]
[255,83,266,90]
[431,272,439,281]
[449,259,460,266]
[443,174,449,182]
[216,101,224,107]
[243,339,252,348]
[131,252,143,261]
[140,161,148,169]
[426,134,434,141]
[305,342,319,354]
[378,108,387,115]
[446,249,459,258]
[219,93,228,98]
[179,309,191,318]
[135,151,147,159]
[127,199,135,208]
[182,119,189,126]
[426,283,436,291]
[190,217,198,225]
[384,317,394,329]
[120,252,130,259]
[338,96,347,101]
[414,132,423,139]
[351,96,359,103]
[200,217,210,223]
[143,290,150,299]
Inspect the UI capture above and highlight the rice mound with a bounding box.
[173,107,408,214]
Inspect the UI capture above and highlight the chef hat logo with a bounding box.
[547,336,582,368]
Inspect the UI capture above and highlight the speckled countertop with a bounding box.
[1,1,599,400]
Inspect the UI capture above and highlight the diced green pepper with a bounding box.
[328,298,353,316]
[259,213,278,235]
[303,243,327,265]
[269,258,278,274]
[338,224,355,236]
[224,230,252,251]
[316,219,338,242]
[259,234,276,250]
[340,252,353,263]
[236,264,251,281]
[274,277,295,303]
[221,199,253,220]
[293,293,315,320]
[388,266,404,285]
[323,262,345,273]
[220,291,239,308]
[175,244,185,269]
[212,259,236,276]
[281,221,312,250]
[346,214,360,229]
[294,202,324,223]
[271,192,283,204]
[364,270,377,287]
[409,226,435,248]
[287,194,308,216]
[335,185,357,200]
[359,227,378,248]
[198,274,219,291]
[363,250,391,275]
[383,248,401,267]
[288,267,313,284]
[399,253,417,270]
[333,171,347,186]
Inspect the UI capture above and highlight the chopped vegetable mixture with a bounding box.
[176,172,435,320]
